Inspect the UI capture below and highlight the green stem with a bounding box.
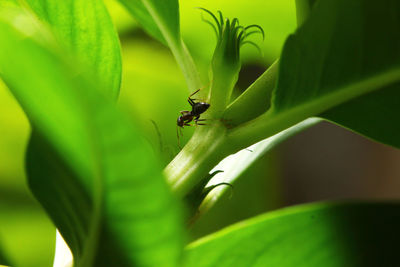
[171,40,203,92]
[167,67,400,204]
[139,0,202,92]
[165,62,240,196]
[164,122,231,197]
[223,60,278,126]
[208,67,239,116]
[227,67,400,150]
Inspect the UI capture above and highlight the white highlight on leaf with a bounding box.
[53,230,73,267]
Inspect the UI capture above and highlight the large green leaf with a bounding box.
[274,0,400,112]
[228,0,400,148]
[185,202,400,267]
[0,9,183,267]
[25,0,122,99]
[22,1,126,263]
[292,0,400,149]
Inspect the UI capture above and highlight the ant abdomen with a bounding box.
[192,102,210,116]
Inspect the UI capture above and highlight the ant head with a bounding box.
[177,116,184,127]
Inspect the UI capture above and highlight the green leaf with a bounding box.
[322,83,400,148]
[293,0,400,149]
[274,0,400,112]
[117,0,201,91]
[185,202,400,267]
[25,0,122,99]
[228,0,400,149]
[0,9,183,266]
[199,118,320,215]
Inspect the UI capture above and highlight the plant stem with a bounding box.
[223,60,278,126]
[164,122,231,197]
[171,40,203,92]
[227,67,400,150]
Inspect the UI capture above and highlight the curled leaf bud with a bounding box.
[198,8,264,113]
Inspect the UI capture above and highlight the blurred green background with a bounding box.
[1,0,400,265]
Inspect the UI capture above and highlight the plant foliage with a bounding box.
[0,0,399,266]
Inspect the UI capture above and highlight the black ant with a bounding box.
[177,89,210,146]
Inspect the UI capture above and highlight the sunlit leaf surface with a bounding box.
[26,0,122,99]
[0,8,183,266]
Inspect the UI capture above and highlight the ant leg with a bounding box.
[180,110,191,115]
[194,116,207,126]
[195,120,207,126]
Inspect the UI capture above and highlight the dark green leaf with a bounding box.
[229,0,400,149]
[185,202,400,267]
[322,83,400,148]
[0,9,183,266]
[274,0,400,112]
[293,0,400,149]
